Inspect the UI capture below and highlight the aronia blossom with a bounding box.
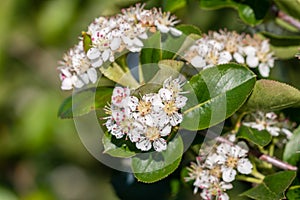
[184,30,275,77]
[104,77,187,152]
[58,4,182,90]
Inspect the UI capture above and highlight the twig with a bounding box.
[273,4,300,30]
[259,154,298,171]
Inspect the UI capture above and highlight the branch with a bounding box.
[276,9,300,30]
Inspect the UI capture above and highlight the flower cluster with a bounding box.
[243,111,294,139]
[57,3,182,90]
[184,30,275,77]
[104,77,187,152]
[185,142,253,200]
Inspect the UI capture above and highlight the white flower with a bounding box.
[243,111,293,138]
[184,30,275,77]
[200,181,232,200]
[135,123,170,152]
[111,87,130,107]
[216,143,252,182]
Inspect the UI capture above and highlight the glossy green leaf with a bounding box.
[283,126,300,165]
[237,126,272,147]
[274,0,300,21]
[164,0,186,12]
[100,63,140,88]
[141,32,161,64]
[241,171,296,200]
[176,24,201,36]
[199,0,263,26]
[102,133,136,158]
[182,63,256,130]
[286,186,300,200]
[58,87,113,119]
[131,135,183,183]
[243,79,300,111]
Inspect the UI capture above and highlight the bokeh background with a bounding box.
[0,0,299,199]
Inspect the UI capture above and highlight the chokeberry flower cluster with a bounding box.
[242,111,294,139]
[57,4,182,90]
[104,77,187,152]
[185,142,253,200]
[184,30,275,77]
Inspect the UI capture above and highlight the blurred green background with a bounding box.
[0,0,299,199]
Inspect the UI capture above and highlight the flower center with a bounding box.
[226,156,238,168]
[163,101,178,115]
[137,100,152,116]
[145,127,160,141]
[210,166,222,178]
[206,51,218,65]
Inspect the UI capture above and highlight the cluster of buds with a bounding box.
[104,77,187,152]
[185,142,253,200]
[243,111,294,139]
[57,4,182,90]
[184,30,275,77]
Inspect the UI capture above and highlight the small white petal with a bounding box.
[222,167,237,182]
[190,56,206,68]
[169,27,182,37]
[243,46,256,56]
[87,48,101,60]
[219,51,232,62]
[61,78,73,90]
[80,73,89,84]
[246,55,259,68]
[110,37,121,51]
[237,158,253,174]
[91,58,103,68]
[122,36,133,46]
[258,63,270,77]
[136,137,152,151]
[132,37,144,47]
[138,32,148,40]
[153,138,167,152]
[233,52,245,63]
[170,112,183,126]
[87,68,97,83]
[156,23,170,33]
[102,49,110,62]
[159,88,173,101]
[160,125,171,137]
[73,76,84,88]
[175,95,188,108]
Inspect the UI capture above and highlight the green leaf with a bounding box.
[100,62,140,88]
[283,126,300,165]
[243,79,300,111]
[241,171,296,200]
[260,32,300,59]
[176,24,201,36]
[102,133,136,158]
[287,186,300,200]
[58,87,113,119]
[164,0,186,12]
[199,0,263,26]
[182,63,256,130]
[131,135,183,183]
[237,126,272,147]
[141,32,162,64]
[274,0,300,21]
